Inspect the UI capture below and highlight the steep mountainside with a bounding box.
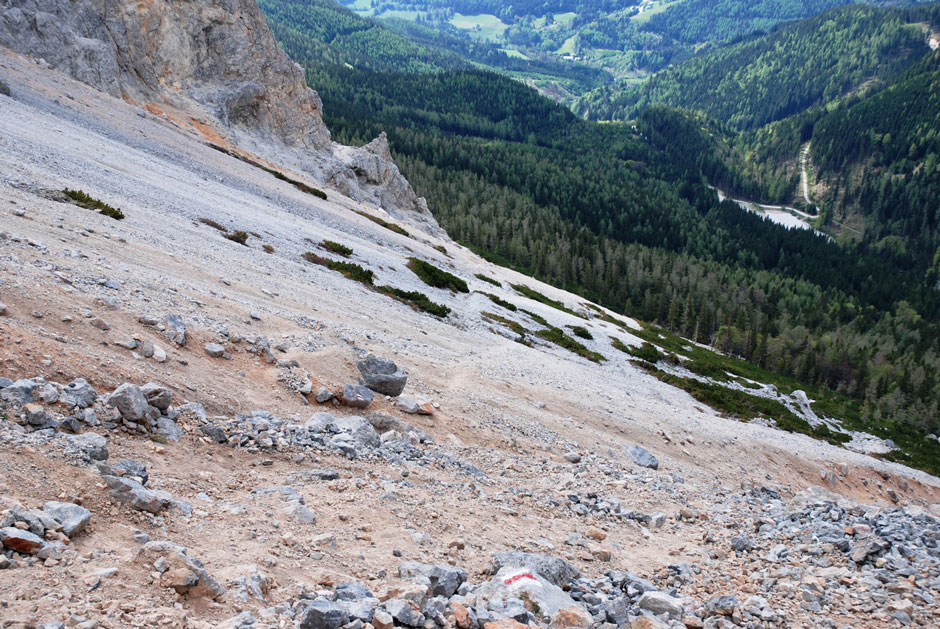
[0,0,439,230]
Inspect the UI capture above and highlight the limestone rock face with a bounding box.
[0,0,441,231]
[0,0,330,150]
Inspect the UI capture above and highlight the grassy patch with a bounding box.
[475,273,501,287]
[208,143,326,199]
[522,309,549,327]
[320,240,353,257]
[262,244,275,254]
[354,210,409,236]
[511,283,585,319]
[481,292,518,311]
[481,311,531,345]
[199,217,227,232]
[224,230,249,246]
[302,252,374,284]
[536,327,605,363]
[408,258,469,293]
[568,325,593,340]
[377,285,450,317]
[434,245,449,256]
[63,188,125,220]
[613,338,663,363]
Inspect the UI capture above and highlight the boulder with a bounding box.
[394,397,433,415]
[112,459,149,485]
[626,444,659,470]
[335,582,374,601]
[201,423,228,443]
[297,599,350,629]
[60,432,109,461]
[165,314,186,346]
[0,527,44,554]
[704,595,739,617]
[42,501,91,537]
[637,591,684,620]
[0,378,38,404]
[205,343,226,358]
[103,475,173,513]
[140,382,172,411]
[339,384,373,409]
[107,383,150,421]
[155,417,183,441]
[357,356,408,396]
[137,541,225,599]
[384,598,425,627]
[398,561,467,597]
[467,567,585,625]
[315,387,334,403]
[491,552,579,587]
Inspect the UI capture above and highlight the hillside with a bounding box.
[1,1,940,627]
[575,4,931,128]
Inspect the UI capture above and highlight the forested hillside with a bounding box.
[259,0,940,463]
[575,5,930,128]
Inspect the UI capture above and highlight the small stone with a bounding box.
[384,598,424,627]
[296,600,349,629]
[586,528,607,541]
[90,318,110,331]
[315,387,334,404]
[637,591,683,620]
[626,444,659,470]
[165,314,186,346]
[339,384,373,408]
[564,451,581,463]
[372,609,393,629]
[357,356,407,396]
[138,314,160,326]
[24,402,47,426]
[107,383,150,421]
[204,343,226,358]
[200,423,228,443]
[152,345,167,362]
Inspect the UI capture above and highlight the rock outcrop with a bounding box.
[0,0,441,232]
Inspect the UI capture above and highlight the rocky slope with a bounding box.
[0,0,436,230]
[0,2,939,629]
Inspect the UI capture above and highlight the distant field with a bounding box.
[449,13,508,41]
[374,9,422,20]
[500,47,530,60]
[632,0,684,25]
[558,34,579,55]
[553,12,577,27]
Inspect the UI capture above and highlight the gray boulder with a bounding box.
[398,561,467,597]
[140,382,171,411]
[339,384,373,409]
[154,416,183,441]
[42,501,91,537]
[357,356,407,396]
[626,444,659,470]
[637,591,684,620]
[331,415,380,448]
[466,566,584,625]
[335,582,374,601]
[0,526,45,554]
[491,552,580,587]
[201,423,228,443]
[297,599,349,629]
[384,598,425,627]
[59,432,109,461]
[113,459,149,485]
[165,314,186,346]
[204,343,226,358]
[103,475,173,513]
[107,383,150,421]
[0,378,38,404]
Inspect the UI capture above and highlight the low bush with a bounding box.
[320,240,353,257]
[63,188,125,220]
[408,258,469,293]
[354,210,409,236]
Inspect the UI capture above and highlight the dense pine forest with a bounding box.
[258,1,940,456]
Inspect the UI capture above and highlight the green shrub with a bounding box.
[475,273,501,286]
[208,143,327,199]
[536,327,605,363]
[320,240,353,257]
[407,258,469,293]
[377,285,450,317]
[63,188,125,220]
[225,230,249,245]
[481,292,517,311]
[511,283,585,318]
[354,210,409,236]
[434,245,449,256]
[569,325,593,340]
[303,252,374,284]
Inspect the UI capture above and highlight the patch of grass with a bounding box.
[613,338,662,363]
[434,245,449,256]
[481,292,517,311]
[302,252,374,285]
[377,285,450,317]
[199,217,227,232]
[535,327,605,363]
[481,311,528,338]
[208,143,326,199]
[521,309,549,327]
[63,188,125,220]
[320,240,353,257]
[568,325,592,340]
[475,273,501,287]
[511,283,586,319]
[407,258,469,293]
[262,244,275,254]
[224,230,249,246]
[354,210,409,236]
